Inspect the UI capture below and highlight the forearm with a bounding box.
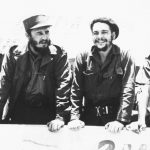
[117,82,135,123]
[0,55,14,118]
[70,72,84,120]
[117,52,135,122]
[70,80,84,120]
[55,53,72,120]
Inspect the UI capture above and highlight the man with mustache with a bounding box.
[68,17,135,133]
[0,15,71,132]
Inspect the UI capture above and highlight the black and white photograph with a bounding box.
[0,0,150,149]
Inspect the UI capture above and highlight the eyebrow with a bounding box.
[35,29,49,33]
[93,30,109,32]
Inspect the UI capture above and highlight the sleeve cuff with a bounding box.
[70,114,80,121]
[55,114,64,122]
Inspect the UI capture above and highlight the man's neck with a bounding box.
[98,45,112,64]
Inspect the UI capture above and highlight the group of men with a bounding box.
[0,14,149,133]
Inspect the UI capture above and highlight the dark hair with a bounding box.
[90,17,119,39]
[90,18,115,32]
[26,29,31,36]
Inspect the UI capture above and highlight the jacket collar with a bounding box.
[41,45,57,67]
[89,44,120,57]
[49,45,57,55]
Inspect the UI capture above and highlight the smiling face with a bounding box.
[28,26,51,55]
[92,22,115,52]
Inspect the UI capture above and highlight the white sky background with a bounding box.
[0,0,150,65]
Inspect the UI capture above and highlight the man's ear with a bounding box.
[112,32,116,40]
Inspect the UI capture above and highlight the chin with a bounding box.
[96,45,107,52]
[97,46,105,49]
[97,45,105,49]
[95,43,104,48]
[40,45,49,48]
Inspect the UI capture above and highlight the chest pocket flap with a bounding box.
[116,67,123,75]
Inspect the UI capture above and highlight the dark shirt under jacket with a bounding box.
[70,44,135,124]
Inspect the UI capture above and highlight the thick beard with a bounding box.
[94,40,113,52]
[94,39,107,52]
[96,45,108,52]
[29,38,51,56]
[94,37,113,52]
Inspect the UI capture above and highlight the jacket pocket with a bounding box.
[101,68,123,98]
[83,70,98,92]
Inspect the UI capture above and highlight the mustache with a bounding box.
[39,40,50,44]
[94,38,107,43]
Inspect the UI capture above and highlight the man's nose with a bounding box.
[97,33,103,39]
[41,34,48,40]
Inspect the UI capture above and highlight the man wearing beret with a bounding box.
[0,15,71,132]
[68,17,135,133]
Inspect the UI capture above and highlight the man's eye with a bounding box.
[36,32,43,35]
[45,31,49,35]
[93,32,99,35]
[101,31,108,34]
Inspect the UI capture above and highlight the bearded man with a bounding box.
[0,15,71,132]
[68,17,135,133]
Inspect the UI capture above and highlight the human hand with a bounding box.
[126,121,146,134]
[47,119,65,132]
[105,121,124,133]
[68,119,85,130]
